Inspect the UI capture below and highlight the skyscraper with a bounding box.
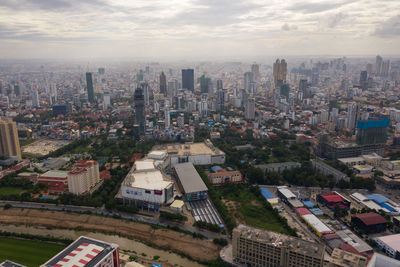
[273,59,287,88]
[103,92,111,109]
[86,72,95,103]
[164,106,170,128]
[360,71,368,90]
[251,63,260,81]
[356,115,390,146]
[134,86,145,135]
[182,69,194,91]
[160,71,167,96]
[347,102,359,134]
[376,55,383,75]
[245,98,255,120]
[244,72,255,95]
[0,118,22,161]
[199,74,211,94]
[381,60,390,77]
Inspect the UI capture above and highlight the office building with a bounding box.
[41,236,119,267]
[86,72,95,104]
[134,86,146,135]
[120,159,174,210]
[182,69,194,91]
[381,60,391,77]
[68,160,101,195]
[245,98,255,120]
[347,102,359,134]
[360,71,368,90]
[159,71,166,95]
[232,224,325,267]
[376,55,383,75]
[199,74,211,94]
[251,63,260,81]
[0,118,22,161]
[173,162,208,201]
[164,106,170,128]
[244,72,255,95]
[103,92,111,109]
[217,86,225,112]
[98,67,105,75]
[273,59,287,88]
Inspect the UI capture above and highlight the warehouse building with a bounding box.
[317,192,350,210]
[173,162,208,201]
[150,140,225,166]
[41,236,119,267]
[351,212,387,234]
[301,213,333,238]
[350,192,390,213]
[374,234,400,260]
[260,187,279,206]
[232,224,325,267]
[120,159,174,210]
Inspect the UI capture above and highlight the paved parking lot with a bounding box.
[189,198,223,225]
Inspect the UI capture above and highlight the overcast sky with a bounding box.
[0,0,399,59]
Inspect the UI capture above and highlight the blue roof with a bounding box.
[309,208,324,215]
[261,188,276,199]
[211,166,223,172]
[380,202,395,212]
[366,194,389,204]
[302,200,315,208]
[226,167,234,171]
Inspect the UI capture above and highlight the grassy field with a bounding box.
[0,187,26,196]
[0,237,65,266]
[19,139,35,147]
[220,185,291,234]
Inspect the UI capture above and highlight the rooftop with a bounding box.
[375,234,400,252]
[41,236,117,267]
[39,170,68,178]
[152,140,224,157]
[352,212,387,226]
[173,162,208,194]
[234,224,325,257]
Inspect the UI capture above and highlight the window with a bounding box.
[145,190,151,194]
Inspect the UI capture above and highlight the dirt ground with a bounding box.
[0,208,219,261]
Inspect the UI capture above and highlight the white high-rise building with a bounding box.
[68,160,101,195]
[164,106,170,128]
[103,92,111,109]
[346,102,359,134]
[244,72,255,95]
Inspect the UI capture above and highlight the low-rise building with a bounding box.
[256,162,301,173]
[374,234,400,260]
[120,159,174,211]
[68,160,101,195]
[351,212,387,234]
[311,159,349,182]
[317,192,351,210]
[328,248,367,267]
[173,162,208,201]
[37,170,69,194]
[232,224,325,267]
[41,236,119,267]
[208,168,242,185]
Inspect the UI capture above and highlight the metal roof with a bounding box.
[260,188,276,199]
[174,162,208,194]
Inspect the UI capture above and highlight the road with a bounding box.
[0,200,224,239]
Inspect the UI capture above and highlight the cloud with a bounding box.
[288,1,354,14]
[374,15,400,37]
[281,23,298,31]
[0,0,107,11]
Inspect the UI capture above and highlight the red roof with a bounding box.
[320,193,343,203]
[296,207,312,216]
[323,233,340,240]
[100,170,111,180]
[352,212,387,226]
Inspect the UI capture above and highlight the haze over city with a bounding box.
[0,0,399,59]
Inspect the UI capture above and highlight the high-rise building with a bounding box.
[251,63,260,81]
[273,59,287,88]
[160,71,167,96]
[347,102,359,134]
[32,89,40,108]
[356,115,390,145]
[245,98,255,120]
[232,224,325,267]
[98,67,105,75]
[366,63,373,75]
[134,86,145,135]
[376,55,383,75]
[360,71,368,90]
[142,82,150,106]
[86,72,95,103]
[103,92,111,109]
[0,118,22,161]
[182,69,194,91]
[68,160,100,195]
[244,72,255,95]
[280,84,290,99]
[164,106,170,128]
[199,74,211,94]
[216,79,223,90]
[381,60,390,77]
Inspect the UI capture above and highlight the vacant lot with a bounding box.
[22,139,71,156]
[0,237,65,266]
[0,208,219,261]
[0,187,25,196]
[220,185,291,234]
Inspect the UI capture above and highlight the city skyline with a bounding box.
[0,0,399,59]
